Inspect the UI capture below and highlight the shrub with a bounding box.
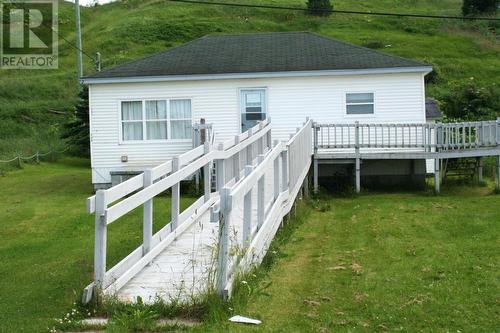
[462,0,498,16]
[440,79,500,121]
[62,86,90,157]
[306,0,333,16]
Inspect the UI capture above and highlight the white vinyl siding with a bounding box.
[89,72,426,184]
[346,93,374,115]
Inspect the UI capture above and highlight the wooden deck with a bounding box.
[312,120,500,193]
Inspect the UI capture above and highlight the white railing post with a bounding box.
[171,156,180,231]
[246,128,253,166]
[216,143,225,191]
[233,136,241,181]
[217,187,231,298]
[496,117,500,145]
[94,190,107,290]
[434,158,440,194]
[281,149,289,192]
[257,154,265,230]
[143,169,153,254]
[203,142,211,202]
[242,165,253,249]
[273,140,280,201]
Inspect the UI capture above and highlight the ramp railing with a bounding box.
[83,119,273,303]
[216,119,313,298]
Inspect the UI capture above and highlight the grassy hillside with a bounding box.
[1,0,498,158]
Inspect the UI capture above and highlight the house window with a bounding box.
[121,101,143,141]
[170,99,192,139]
[145,100,168,140]
[241,89,266,132]
[121,99,192,142]
[346,93,374,115]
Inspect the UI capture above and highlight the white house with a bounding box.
[82,32,435,188]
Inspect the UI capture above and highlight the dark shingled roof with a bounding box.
[85,32,428,80]
[426,98,443,120]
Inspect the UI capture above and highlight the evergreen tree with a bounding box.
[306,0,333,16]
[62,86,90,157]
[462,0,498,16]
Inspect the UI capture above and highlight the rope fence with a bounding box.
[0,147,69,170]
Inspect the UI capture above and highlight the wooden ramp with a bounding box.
[117,210,218,303]
[83,119,313,304]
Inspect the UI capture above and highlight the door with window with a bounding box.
[240,89,266,132]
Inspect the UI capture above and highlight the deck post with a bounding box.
[477,157,483,183]
[313,124,319,193]
[355,121,361,194]
[216,143,225,191]
[143,169,153,254]
[203,142,211,202]
[497,155,500,192]
[171,157,180,231]
[313,158,319,193]
[242,166,253,249]
[217,187,231,298]
[257,154,265,230]
[94,190,107,290]
[434,158,440,194]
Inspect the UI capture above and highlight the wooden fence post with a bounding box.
[217,187,231,298]
[143,169,153,254]
[94,190,107,290]
[203,142,211,202]
[243,166,253,249]
[36,151,40,164]
[171,157,180,231]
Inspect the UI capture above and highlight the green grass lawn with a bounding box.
[192,185,500,332]
[0,158,196,332]
[1,160,499,332]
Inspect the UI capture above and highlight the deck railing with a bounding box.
[314,119,500,151]
[83,119,273,302]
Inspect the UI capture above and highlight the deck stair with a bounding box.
[442,158,478,183]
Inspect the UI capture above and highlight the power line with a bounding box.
[166,0,500,21]
[41,21,96,62]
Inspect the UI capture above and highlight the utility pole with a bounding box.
[75,0,83,82]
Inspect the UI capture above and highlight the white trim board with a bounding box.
[82,66,433,85]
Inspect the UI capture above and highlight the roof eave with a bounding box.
[81,66,432,85]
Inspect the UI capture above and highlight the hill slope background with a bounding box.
[0,0,498,159]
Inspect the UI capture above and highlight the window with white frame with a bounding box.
[346,93,374,115]
[121,99,192,141]
[240,89,266,132]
